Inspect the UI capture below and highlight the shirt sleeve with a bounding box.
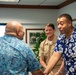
[54,35,65,54]
[26,46,41,72]
[39,41,44,57]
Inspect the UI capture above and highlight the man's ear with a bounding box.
[69,21,72,27]
[16,30,20,36]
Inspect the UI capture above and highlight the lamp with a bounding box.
[0,0,20,2]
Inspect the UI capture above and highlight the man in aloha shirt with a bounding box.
[0,21,44,75]
[44,14,76,75]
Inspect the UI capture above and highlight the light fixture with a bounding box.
[0,0,20,2]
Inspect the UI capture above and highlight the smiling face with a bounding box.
[45,25,55,39]
[57,17,72,35]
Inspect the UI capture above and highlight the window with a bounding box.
[0,25,5,37]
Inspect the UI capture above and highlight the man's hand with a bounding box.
[55,71,62,75]
[32,69,44,75]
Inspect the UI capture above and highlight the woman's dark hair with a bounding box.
[45,23,55,30]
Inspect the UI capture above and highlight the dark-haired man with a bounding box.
[44,14,75,75]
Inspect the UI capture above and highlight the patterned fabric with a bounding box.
[54,28,76,75]
[0,34,41,75]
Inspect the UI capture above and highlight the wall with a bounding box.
[0,8,58,41]
[0,8,58,23]
[58,2,76,19]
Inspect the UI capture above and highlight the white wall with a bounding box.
[0,8,59,41]
[58,2,76,19]
[0,8,58,23]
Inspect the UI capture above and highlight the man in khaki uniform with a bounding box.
[39,23,65,75]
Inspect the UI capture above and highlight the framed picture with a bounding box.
[72,19,76,27]
[25,28,44,49]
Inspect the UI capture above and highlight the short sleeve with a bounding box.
[26,47,41,72]
[39,41,45,57]
[54,35,65,54]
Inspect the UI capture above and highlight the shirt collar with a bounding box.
[45,35,57,45]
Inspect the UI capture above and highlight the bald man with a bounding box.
[0,21,44,75]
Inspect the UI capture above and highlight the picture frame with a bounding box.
[25,28,44,49]
[72,19,76,27]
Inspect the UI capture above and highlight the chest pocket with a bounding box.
[43,43,55,62]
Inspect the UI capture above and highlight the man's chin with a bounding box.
[60,31,64,34]
[19,37,23,40]
[21,38,23,40]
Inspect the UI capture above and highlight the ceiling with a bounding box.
[0,0,76,9]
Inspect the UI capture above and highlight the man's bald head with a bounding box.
[5,21,22,32]
[5,21,24,40]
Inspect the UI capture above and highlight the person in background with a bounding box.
[39,23,65,75]
[0,21,44,75]
[44,13,76,75]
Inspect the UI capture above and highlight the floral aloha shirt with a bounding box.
[0,35,41,75]
[54,28,76,75]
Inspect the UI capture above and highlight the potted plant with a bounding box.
[33,30,46,61]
